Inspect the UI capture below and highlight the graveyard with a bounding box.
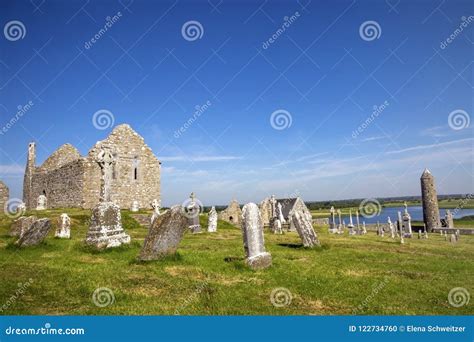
[0,207,473,315]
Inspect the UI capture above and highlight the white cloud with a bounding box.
[385,138,474,155]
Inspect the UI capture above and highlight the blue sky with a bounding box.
[0,0,473,206]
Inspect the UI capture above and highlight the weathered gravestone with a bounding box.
[10,216,37,237]
[207,206,217,232]
[130,200,140,212]
[138,205,189,261]
[241,203,272,270]
[85,150,130,249]
[290,210,320,247]
[55,213,71,239]
[16,218,51,247]
[272,218,282,234]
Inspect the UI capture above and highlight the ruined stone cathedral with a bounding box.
[23,124,161,209]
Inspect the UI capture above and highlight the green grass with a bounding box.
[0,209,473,315]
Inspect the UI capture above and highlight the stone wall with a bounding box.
[23,124,161,210]
[30,159,85,208]
[0,181,9,210]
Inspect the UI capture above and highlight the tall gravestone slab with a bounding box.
[16,218,51,247]
[138,205,189,261]
[290,210,320,248]
[241,203,272,270]
[207,206,217,232]
[85,150,130,249]
[10,216,37,237]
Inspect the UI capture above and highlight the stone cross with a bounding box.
[270,195,277,219]
[97,149,115,202]
[277,202,285,223]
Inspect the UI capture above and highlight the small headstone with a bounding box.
[150,199,161,225]
[362,221,367,234]
[10,216,37,238]
[290,210,320,247]
[347,210,355,235]
[138,205,189,261]
[418,230,421,239]
[445,210,454,229]
[241,203,272,270]
[130,200,140,212]
[455,229,460,241]
[388,217,395,239]
[55,213,71,239]
[208,206,217,232]
[450,233,456,243]
[16,218,51,247]
[272,218,282,234]
[36,194,47,210]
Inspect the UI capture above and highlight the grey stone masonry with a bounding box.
[420,169,441,232]
[138,205,189,261]
[16,218,52,247]
[0,180,9,212]
[23,124,161,210]
[241,203,272,270]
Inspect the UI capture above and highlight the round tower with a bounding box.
[22,142,36,209]
[420,168,441,232]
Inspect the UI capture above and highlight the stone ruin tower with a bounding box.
[23,142,36,209]
[22,124,161,209]
[420,168,441,232]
